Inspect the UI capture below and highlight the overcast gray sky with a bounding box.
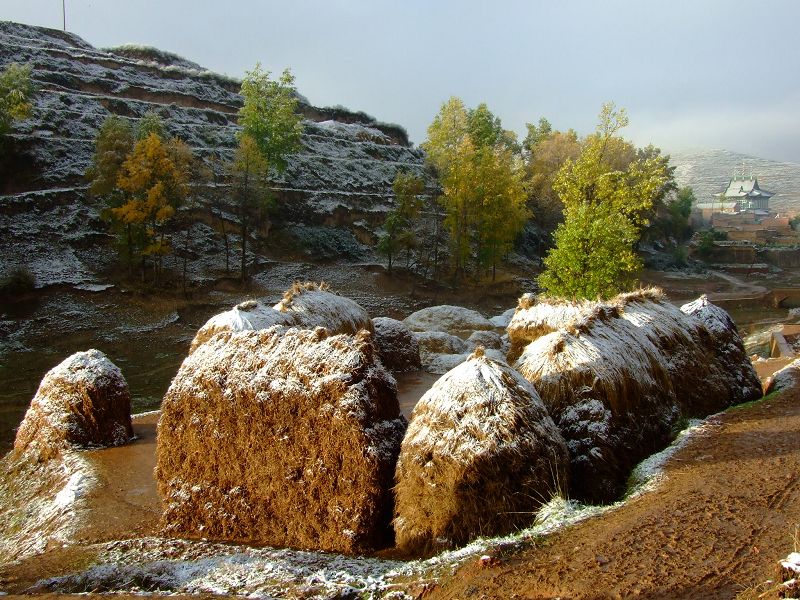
[3,0,800,162]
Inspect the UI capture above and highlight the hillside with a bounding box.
[670,147,800,215]
[0,21,433,287]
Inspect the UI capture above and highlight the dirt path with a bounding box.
[419,390,800,600]
[77,412,161,543]
[708,269,770,302]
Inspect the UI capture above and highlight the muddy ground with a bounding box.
[2,261,800,598]
[413,388,800,600]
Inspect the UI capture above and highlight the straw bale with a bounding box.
[13,349,133,461]
[507,289,665,362]
[512,289,759,502]
[156,326,406,554]
[404,305,493,335]
[372,317,422,372]
[394,348,569,554]
[764,357,800,395]
[273,281,373,334]
[189,300,294,354]
[680,294,762,405]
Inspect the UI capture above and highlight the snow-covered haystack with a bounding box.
[189,300,294,354]
[0,448,96,562]
[506,293,589,362]
[393,348,569,554]
[403,305,493,335]
[764,358,800,395]
[0,350,127,562]
[680,294,762,406]
[777,552,800,598]
[511,289,759,503]
[13,349,134,460]
[156,326,406,554]
[190,283,373,355]
[273,281,373,334]
[371,317,421,372]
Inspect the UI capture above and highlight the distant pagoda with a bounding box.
[714,174,774,212]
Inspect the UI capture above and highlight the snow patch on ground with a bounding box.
[34,418,713,597]
[627,419,709,495]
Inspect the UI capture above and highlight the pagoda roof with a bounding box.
[715,176,775,199]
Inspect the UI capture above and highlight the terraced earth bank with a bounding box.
[0,21,434,288]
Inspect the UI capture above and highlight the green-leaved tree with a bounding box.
[379,171,425,271]
[0,63,34,148]
[232,64,303,281]
[423,97,529,282]
[538,103,671,299]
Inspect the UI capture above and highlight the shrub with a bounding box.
[0,267,35,297]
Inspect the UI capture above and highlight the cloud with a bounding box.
[627,96,800,163]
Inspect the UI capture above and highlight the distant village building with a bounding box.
[716,175,773,212]
[691,173,797,248]
[695,175,774,219]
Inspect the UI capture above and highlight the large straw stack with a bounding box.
[510,289,761,502]
[394,348,568,553]
[156,326,406,554]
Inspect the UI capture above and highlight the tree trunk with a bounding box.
[240,219,248,283]
[126,223,133,277]
[182,220,190,297]
[221,216,230,275]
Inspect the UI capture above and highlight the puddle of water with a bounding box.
[395,370,440,418]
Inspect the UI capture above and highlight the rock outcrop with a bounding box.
[13,349,133,460]
[0,21,433,287]
[404,305,494,336]
[156,326,406,554]
[371,317,421,372]
[394,348,568,553]
[764,357,800,395]
[510,289,761,503]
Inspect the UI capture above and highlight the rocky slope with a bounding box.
[0,21,433,287]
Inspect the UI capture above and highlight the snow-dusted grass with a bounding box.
[0,451,98,562]
[34,417,713,598]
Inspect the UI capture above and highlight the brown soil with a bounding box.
[415,388,800,600]
[3,377,800,599]
[78,412,161,542]
[0,413,160,592]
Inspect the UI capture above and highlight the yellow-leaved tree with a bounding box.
[115,132,191,284]
[423,97,529,282]
[538,103,672,299]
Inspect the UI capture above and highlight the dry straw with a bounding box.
[13,349,133,460]
[157,326,406,554]
[510,289,761,502]
[190,282,374,354]
[393,347,569,554]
